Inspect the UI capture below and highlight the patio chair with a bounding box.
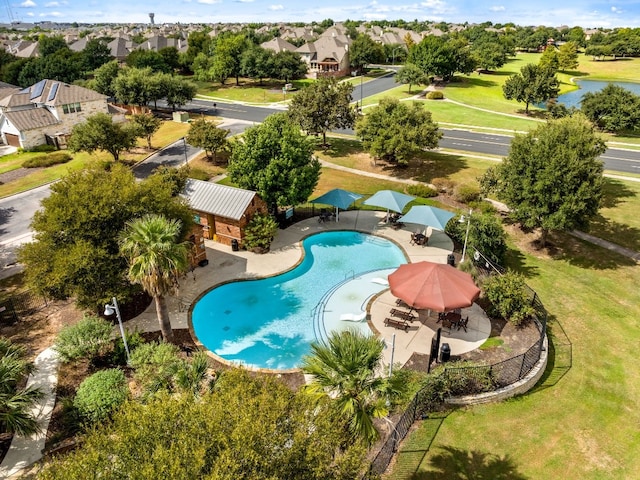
[457,316,469,332]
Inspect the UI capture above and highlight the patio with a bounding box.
[126,209,490,373]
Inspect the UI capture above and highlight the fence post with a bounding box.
[518,353,527,379]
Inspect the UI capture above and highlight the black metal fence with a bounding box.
[0,290,48,326]
[368,247,549,477]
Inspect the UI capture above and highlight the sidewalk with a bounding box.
[0,347,60,479]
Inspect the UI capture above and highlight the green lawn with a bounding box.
[195,78,314,104]
[390,236,640,479]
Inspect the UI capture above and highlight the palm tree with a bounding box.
[0,338,44,438]
[301,329,399,446]
[119,214,190,343]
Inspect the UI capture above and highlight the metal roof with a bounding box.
[182,178,257,221]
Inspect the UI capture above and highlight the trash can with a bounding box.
[440,343,451,363]
[447,253,455,267]
[231,239,239,252]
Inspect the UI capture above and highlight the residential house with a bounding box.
[0,79,109,149]
[181,178,268,249]
[260,37,297,54]
[296,35,351,78]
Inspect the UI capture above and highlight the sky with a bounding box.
[6,0,640,28]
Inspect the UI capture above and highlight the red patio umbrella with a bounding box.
[388,261,481,312]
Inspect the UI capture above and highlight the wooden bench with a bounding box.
[384,317,409,331]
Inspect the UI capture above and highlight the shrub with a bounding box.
[483,271,536,326]
[130,342,181,396]
[440,361,495,396]
[431,177,455,194]
[406,183,437,198]
[111,329,144,366]
[28,144,56,153]
[453,183,482,203]
[426,90,444,100]
[243,213,279,252]
[22,152,72,168]
[54,315,113,363]
[74,369,127,425]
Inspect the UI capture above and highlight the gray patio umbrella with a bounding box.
[363,190,416,221]
[398,205,455,233]
[310,188,363,221]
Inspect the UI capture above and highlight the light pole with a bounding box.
[387,333,396,378]
[182,137,189,167]
[459,209,472,263]
[104,297,131,364]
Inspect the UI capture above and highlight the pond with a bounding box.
[556,79,640,109]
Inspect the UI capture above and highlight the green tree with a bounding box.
[37,369,366,479]
[0,338,43,438]
[557,41,579,70]
[349,34,384,73]
[18,165,193,308]
[580,84,640,133]
[445,211,507,264]
[240,45,274,84]
[211,33,248,85]
[480,114,606,246]
[395,63,429,93]
[287,77,356,146]
[158,46,180,71]
[130,113,162,149]
[90,60,120,98]
[502,63,559,114]
[186,117,230,162]
[38,34,68,57]
[162,74,197,111]
[301,329,405,446]
[355,97,442,166]
[119,214,190,343]
[228,113,320,212]
[81,38,113,72]
[113,66,155,110]
[271,50,307,82]
[538,46,559,73]
[67,112,138,162]
[409,35,476,80]
[126,49,170,73]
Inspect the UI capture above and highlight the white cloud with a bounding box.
[45,1,59,6]
[20,0,36,7]
[611,6,622,13]
[197,0,221,4]
[268,4,283,10]
[26,11,34,16]
[489,5,505,11]
[40,10,62,16]
[235,0,254,3]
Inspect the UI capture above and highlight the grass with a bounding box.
[478,337,504,350]
[0,120,190,198]
[195,77,314,104]
[389,234,640,479]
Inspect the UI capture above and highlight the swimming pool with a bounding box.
[191,231,406,370]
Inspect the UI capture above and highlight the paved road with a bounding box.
[179,93,640,175]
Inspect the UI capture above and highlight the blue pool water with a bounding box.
[191,231,406,370]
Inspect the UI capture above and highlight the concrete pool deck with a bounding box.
[126,209,489,372]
